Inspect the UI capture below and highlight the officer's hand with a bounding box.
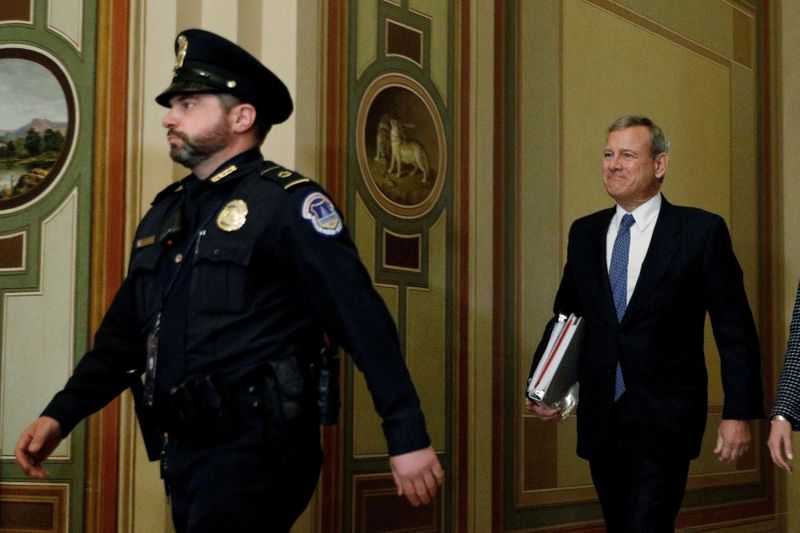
[389,446,444,507]
[15,416,62,478]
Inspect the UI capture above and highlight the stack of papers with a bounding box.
[526,313,584,410]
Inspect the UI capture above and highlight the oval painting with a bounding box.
[357,74,446,219]
[0,46,75,212]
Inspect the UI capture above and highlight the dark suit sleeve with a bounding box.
[771,281,800,429]
[553,224,584,317]
[703,215,764,420]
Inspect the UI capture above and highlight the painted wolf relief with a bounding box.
[360,82,443,217]
[0,47,74,211]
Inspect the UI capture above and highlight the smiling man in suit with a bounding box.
[527,115,764,532]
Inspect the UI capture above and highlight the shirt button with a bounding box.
[174,253,183,263]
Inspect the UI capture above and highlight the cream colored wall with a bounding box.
[121,2,322,532]
[776,1,800,528]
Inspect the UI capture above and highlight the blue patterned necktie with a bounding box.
[609,213,635,401]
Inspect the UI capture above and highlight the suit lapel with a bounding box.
[622,198,682,323]
[587,209,618,325]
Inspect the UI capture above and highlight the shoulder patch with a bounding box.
[301,192,343,236]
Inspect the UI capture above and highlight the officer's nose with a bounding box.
[162,108,177,129]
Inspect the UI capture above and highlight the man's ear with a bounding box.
[230,103,257,133]
[654,152,669,179]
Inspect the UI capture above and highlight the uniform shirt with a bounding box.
[42,149,431,456]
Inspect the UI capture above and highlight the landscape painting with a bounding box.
[0,47,74,211]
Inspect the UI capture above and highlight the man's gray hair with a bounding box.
[608,115,669,159]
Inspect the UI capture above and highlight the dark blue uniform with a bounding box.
[41,149,431,531]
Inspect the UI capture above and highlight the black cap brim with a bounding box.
[155,80,222,107]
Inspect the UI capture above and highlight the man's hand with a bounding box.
[714,419,751,464]
[767,418,794,473]
[15,416,63,478]
[389,446,444,507]
[525,400,561,421]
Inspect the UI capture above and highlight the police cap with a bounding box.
[155,29,293,125]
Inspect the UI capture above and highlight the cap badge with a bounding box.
[216,199,248,232]
[302,192,342,236]
[175,35,188,70]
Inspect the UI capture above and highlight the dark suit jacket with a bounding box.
[554,196,764,460]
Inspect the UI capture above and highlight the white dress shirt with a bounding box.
[606,193,662,306]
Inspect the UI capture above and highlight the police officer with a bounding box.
[15,29,444,532]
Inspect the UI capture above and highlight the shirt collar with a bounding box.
[613,192,661,232]
[179,148,264,187]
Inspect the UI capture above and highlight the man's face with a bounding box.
[602,125,668,211]
[161,93,232,168]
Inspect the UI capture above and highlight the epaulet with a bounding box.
[151,178,187,205]
[259,163,313,191]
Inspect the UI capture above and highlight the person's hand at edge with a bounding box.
[767,418,794,473]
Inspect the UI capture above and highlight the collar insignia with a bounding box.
[209,164,238,183]
[135,235,156,248]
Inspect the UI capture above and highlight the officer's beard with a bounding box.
[168,120,232,168]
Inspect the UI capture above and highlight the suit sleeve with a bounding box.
[284,187,431,456]
[703,215,765,420]
[771,281,800,429]
[553,223,585,317]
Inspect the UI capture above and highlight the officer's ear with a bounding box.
[229,103,257,134]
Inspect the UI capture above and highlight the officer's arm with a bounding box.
[40,275,146,436]
[284,187,432,455]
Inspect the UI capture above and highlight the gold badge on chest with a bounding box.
[216,199,248,232]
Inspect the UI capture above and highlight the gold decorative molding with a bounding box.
[0,482,69,533]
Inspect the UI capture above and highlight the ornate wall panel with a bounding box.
[0,1,98,531]
[340,1,461,531]
[498,0,772,530]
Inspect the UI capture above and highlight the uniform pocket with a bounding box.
[191,238,254,312]
[128,244,163,319]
